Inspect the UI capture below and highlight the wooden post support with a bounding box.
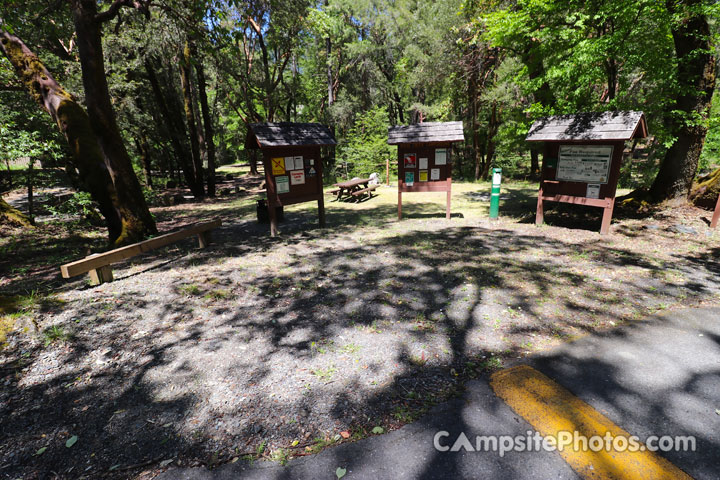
[398,190,403,220]
[386,158,390,186]
[446,177,452,220]
[268,200,278,237]
[318,196,326,227]
[197,231,211,248]
[600,199,615,235]
[711,194,720,229]
[89,265,113,286]
[536,186,545,226]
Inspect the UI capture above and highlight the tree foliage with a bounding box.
[0,0,718,221]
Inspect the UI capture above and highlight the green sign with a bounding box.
[276,176,290,194]
[405,172,414,186]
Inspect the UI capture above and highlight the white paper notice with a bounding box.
[294,156,304,170]
[290,170,305,185]
[586,184,601,199]
[435,149,447,165]
[284,157,295,171]
[430,168,440,181]
[419,157,428,170]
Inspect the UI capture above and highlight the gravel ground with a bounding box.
[2,184,720,478]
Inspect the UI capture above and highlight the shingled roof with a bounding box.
[526,111,647,142]
[388,121,465,145]
[246,123,336,149]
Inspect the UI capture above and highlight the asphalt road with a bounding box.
[158,306,720,480]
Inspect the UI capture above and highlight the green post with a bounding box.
[489,167,501,219]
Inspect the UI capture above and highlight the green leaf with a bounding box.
[65,435,78,448]
[372,426,384,434]
[336,467,347,479]
[35,446,47,456]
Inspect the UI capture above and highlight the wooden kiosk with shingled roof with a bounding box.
[526,111,648,235]
[388,121,465,220]
[246,123,336,236]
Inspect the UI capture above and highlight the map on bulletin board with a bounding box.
[556,145,613,184]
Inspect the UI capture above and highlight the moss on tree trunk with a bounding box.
[0,197,32,227]
[690,167,720,209]
[0,29,124,240]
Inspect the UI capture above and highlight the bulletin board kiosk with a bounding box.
[246,123,336,236]
[526,111,648,234]
[388,121,465,220]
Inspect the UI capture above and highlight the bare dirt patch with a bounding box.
[1,181,719,478]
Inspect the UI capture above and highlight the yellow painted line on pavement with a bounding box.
[490,365,692,480]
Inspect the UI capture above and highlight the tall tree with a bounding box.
[649,0,717,203]
[179,39,205,197]
[194,53,216,197]
[0,28,140,243]
[68,0,157,244]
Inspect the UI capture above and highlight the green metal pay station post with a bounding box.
[490,168,502,219]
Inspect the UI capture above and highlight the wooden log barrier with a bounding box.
[60,219,222,285]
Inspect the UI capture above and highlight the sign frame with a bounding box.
[261,145,326,236]
[535,141,625,235]
[396,144,453,220]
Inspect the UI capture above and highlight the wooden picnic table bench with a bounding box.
[59,219,222,285]
[351,184,379,197]
[329,177,378,201]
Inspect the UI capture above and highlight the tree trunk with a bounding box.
[195,60,216,197]
[327,35,333,108]
[523,46,554,179]
[136,135,152,189]
[483,101,499,180]
[180,40,205,198]
[27,159,34,224]
[0,28,125,240]
[649,0,716,203]
[530,149,540,178]
[145,60,197,191]
[70,0,156,245]
[690,167,720,209]
[250,149,259,176]
[0,196,31,227]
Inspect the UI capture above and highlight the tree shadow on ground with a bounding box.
[2,217,719,477]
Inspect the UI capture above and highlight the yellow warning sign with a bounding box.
[271,157,285,175]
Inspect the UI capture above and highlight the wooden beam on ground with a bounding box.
[60,219,221,279]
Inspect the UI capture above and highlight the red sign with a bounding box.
[404,153,417,168]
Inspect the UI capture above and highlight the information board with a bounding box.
[556,145,613,184]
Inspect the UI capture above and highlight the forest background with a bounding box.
[0,0,718,244]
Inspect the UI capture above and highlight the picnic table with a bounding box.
[328,177,379,201]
